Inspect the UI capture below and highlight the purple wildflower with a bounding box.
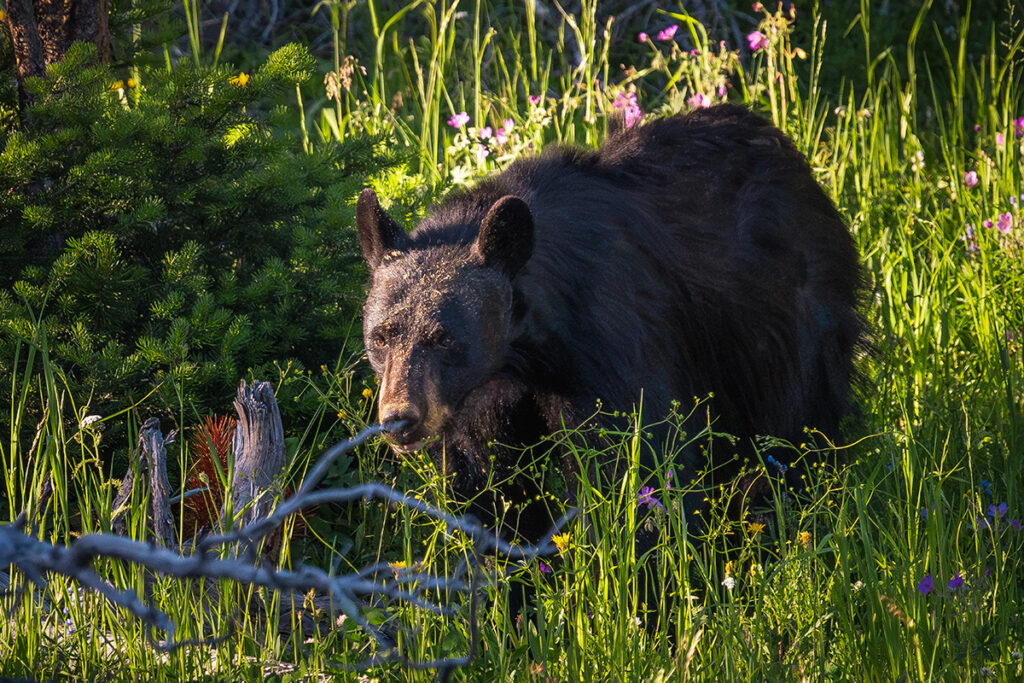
[917,573,934,595]
[996,212,1013,234]
[947,572,966,590]
[717,84,728,98]
[612,91,643,128]
[963,170,978,187]
[1014,116,1024,137]
[638,486,664,510]
[981,479,992,495]
[538,560,551,574]
[688,93,711,109]
[747,31,768,51]
[1012,519,1021,531]
[447,111,470,129]
[666,470,675,490]
[988,502,1009,520]
[963,225,979,255]
[656,25,678,41]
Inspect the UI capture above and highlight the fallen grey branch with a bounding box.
[1,421,575,677]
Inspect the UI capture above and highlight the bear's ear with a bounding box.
[356,188,407,270]
[472,195,534,278]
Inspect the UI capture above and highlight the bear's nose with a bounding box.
[380,404,421,439]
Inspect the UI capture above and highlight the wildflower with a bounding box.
[612,91,643,128]
[362,387,374,400]
[389,560,409,570]
[947,572,965,590]
[79,415,102,429]
[996,212,1013,233]
[722,575,736,590]
[637,32,648,42]
[495,128,508,145]
[910,150,925,172]
[919,508,929,520]
[656,25,679,41]
[448,111,470,129]
[792,47,807,60]
[963,170,978,187]
[229,72,250,87]
[1011,196,1018,206]
[799,530,812,547]
[126,78,137,89]
[981,479,992,495]
[637,486,664,510]
[336,409,347,419]
[752,2,763,10]
[988,502,1009,520]
[766,454,787,473]
[475,143,489,165]
[538,560,552,574]
[996,132,1005,146]
[717,84,728,98]
[1013,519,1021,531]
[688,93,711,109]
[747,31,768,51]
[666,469,675,490]
[980,666,995,679]
[851,580,863,592]
[747,521,766,536]
[109,80,124,92]
[502,118,514,132]
[528,95,542,106]
[1014,117,1024,137]
[983,220,993,228]
[749,563,762,578]
[479,126,492,139]
[917,573,934,594]
[552,533,570,552]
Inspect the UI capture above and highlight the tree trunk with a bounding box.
[4,0,110,99]
[226,380,286,529]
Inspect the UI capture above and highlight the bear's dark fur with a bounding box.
[357,104,861,538]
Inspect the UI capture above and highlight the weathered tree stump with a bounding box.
[225,380,286,530]
[111,417,176,547]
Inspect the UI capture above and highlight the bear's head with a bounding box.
[356,188,534,452]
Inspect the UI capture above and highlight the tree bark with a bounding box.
[4,0,110,98]
[226,380,286,529]
[111,417,176,547]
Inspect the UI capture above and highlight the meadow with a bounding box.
[1,0,1023,680]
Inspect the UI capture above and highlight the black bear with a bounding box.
[356,104,861,538]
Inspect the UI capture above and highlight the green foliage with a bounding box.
[0,42,401,430]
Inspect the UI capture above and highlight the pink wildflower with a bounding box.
[495,127,508,145]
[479,126,492,139]
[984,219,994,229]
[656,25,678,41]
[717,84,728,98]
[447,111,469,129]
[963,170,978,188]
[688,93,711,109]
[528,94,542,106]
[996,132,1005,146]
[996,212,1013,233]
[613,91,643,128]
[637,32,648,42]
[503,118,514,132]
[747,31,769,51]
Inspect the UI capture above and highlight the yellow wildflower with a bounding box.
[336,409,347,419]
[361,387,374,400]
[126,78,137,89]
[749,563,762,578]
[724,561,734,577]
[109,80,124,92]
[799,530,812,548]
[229,72,250,87]
[747,522,766,536]
[552,533,570,552]
[792,47,807,60]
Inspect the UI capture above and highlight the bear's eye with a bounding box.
[435,331,454,348]
[372,332,388,348]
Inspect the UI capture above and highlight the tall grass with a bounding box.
[3,1,1024,680]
